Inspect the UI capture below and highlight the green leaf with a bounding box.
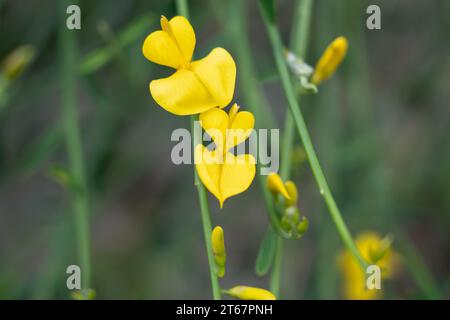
[258,0,276,23]
[255,228,278,276]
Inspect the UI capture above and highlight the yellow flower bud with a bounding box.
[267,173,291,200]
[1,45,35,80]
[311,36,348,85]
[211,226,226,277]
[284,180,298,206]
[225,286,276,300]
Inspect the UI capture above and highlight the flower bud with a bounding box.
[284,180,298,206]
[225,286,276,300]
[311,36,348,85]
[267,173,291,200]
[296,216,309,235]
[211,226,226,277]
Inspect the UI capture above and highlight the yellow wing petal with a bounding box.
[142,30,185,69]
[142,16,195,69]
[169,16,195,64]
[199,108,229,152]
[194,145,223,204]
[226,110,255,151]
[150,69,217,115]
[266,173,291,200]
[190,48,236,108]
[219,153,256,207]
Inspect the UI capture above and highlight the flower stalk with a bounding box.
[59,0,91,290]
[258,0,368,271]
[177,0,222,300]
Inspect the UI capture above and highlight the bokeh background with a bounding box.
[0,0,449,299]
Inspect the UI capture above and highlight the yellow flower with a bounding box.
[225,286,276,300]
[266,173,298,206]
[142,16,236,115]
[267,173,291,200]
[195,104,256,207]
[211,226,226,278]
[311,36,348,85]
[338,231,400,300]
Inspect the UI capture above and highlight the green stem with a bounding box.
[193,151,222,300]
[270,0,314,297]
[258,1,368,270]
[269,236,283,295]
[397,230,442,299]
[223,0,289,239]
[59,0,91,289]
[177,0,221,300]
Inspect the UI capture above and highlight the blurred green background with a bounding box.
[0,0,449,299]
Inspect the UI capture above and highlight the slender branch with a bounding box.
[59,0,91,289]
[270,0,314,297]
[176,0,221,300]
[258,1,368,270]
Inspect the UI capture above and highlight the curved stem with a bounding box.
[59,0,91,290]
[222,0,290,240]
[258,1,368,270]
[270,0,314,297]
[177,0,221,300]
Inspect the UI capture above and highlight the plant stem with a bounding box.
[222,0,289,239]
[269,236,283,295]
[176,0,221,300]
[258,1,368,270]
[59,0,91,289]
[192,148,222,300]
[397,230,442,299]
[270,0,314,297]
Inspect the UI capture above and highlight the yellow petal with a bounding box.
[219,153,256,207]
[190,47,236,108]
[338,231,399,300]
[199,108,229,152]
[267,173,291,200]
[195,146,256,208]
[284,180,298,206]
[142,16,195,69]
[150,69,218,115]
[226,109,255,150]
[194,144,222,203]
[225,286,276,300]
[168,16,195,64]
[228,103,240,123]
[312,36,348,85]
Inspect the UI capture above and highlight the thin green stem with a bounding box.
[397,230,442,299]
[258,1,368,270]
[270,0,314,297]
[269,236,283,295]
[223,0,290,239]
[59,0,91,289]
[193,154,222,300]
[177,0,221,300]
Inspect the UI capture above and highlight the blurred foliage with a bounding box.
[0,0,449,299]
